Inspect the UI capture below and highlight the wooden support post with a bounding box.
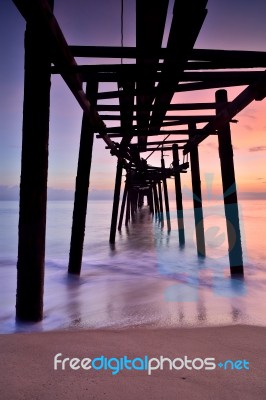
[216,90,244,275]
[131,190,135,220]
[125,186,131,226]
[189,123,206,257]
[118,181,128,231]
[172,144,185,246]
[109,159,123,243]
[149,187,154,214]
[16,2,53,322]
[158,181,164,223]
[161,157,171,231]
[133,190,138,214]
[68,81,98,275]
[153,183,160,217]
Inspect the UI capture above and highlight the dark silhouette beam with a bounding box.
[68,81,98,275]
[216,90,244,275]
[16,0,53,322]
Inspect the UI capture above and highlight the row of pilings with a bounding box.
[15,13,244,322]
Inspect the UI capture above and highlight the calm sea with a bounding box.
[0,198,266,333]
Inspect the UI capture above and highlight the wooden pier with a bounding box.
[12,0,266,320]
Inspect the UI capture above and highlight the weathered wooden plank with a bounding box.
[52,66,265,83]
[16,0,53,322]
[139,146,184,152]
[99,114,215,122]
[216,90,243,275]
[98,128,212,138]
[109,159,124,243]
[172,144,185,245]
[136,0,169,150]
[69,45,266,64]
[96,76,254,98]
[96,102,220,111]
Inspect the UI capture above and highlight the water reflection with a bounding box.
[197,297,207,322]
[1,200,266,333]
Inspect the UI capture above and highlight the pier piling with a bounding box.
[109,159,123,243]
[216,90,244,275]
[161,157,171,231]
[172,144,185,246]
[68,81,98,275]
[189,123,206,257]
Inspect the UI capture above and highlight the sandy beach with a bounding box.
[1,324,266,399]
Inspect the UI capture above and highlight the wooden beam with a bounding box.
[150,0,208,130]
[52,63,266,74]
[99,114,215,122]
[68,80,98,275]
[52,67,265,84]
[172,144,185,246]
[12,0,118,156]
[16,0,53,322]
[132,139,188,146]
[96,102,220,111]
[136,0,169,150]
[139,146,184,152]
[216,90,243,275]
[192,48,266,63]
[161,157,171,231]
[175,80,254,92]
[98,128,213,138]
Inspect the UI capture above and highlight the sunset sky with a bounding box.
[1,0,266,200]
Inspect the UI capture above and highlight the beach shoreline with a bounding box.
[1,324,266,399]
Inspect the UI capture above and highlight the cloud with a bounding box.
[249,146,266,152]
[244,125,253,131]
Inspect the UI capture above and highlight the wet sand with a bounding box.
[1,325,266,399]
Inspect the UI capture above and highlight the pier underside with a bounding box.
[11,0,266,320]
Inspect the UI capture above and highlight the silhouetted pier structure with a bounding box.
[12,0,266,321]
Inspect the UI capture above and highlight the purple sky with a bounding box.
[1,0,266,199]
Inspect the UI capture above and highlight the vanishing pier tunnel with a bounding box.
[13,0,266,322]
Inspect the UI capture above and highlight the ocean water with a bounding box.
[0,198,266,333]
